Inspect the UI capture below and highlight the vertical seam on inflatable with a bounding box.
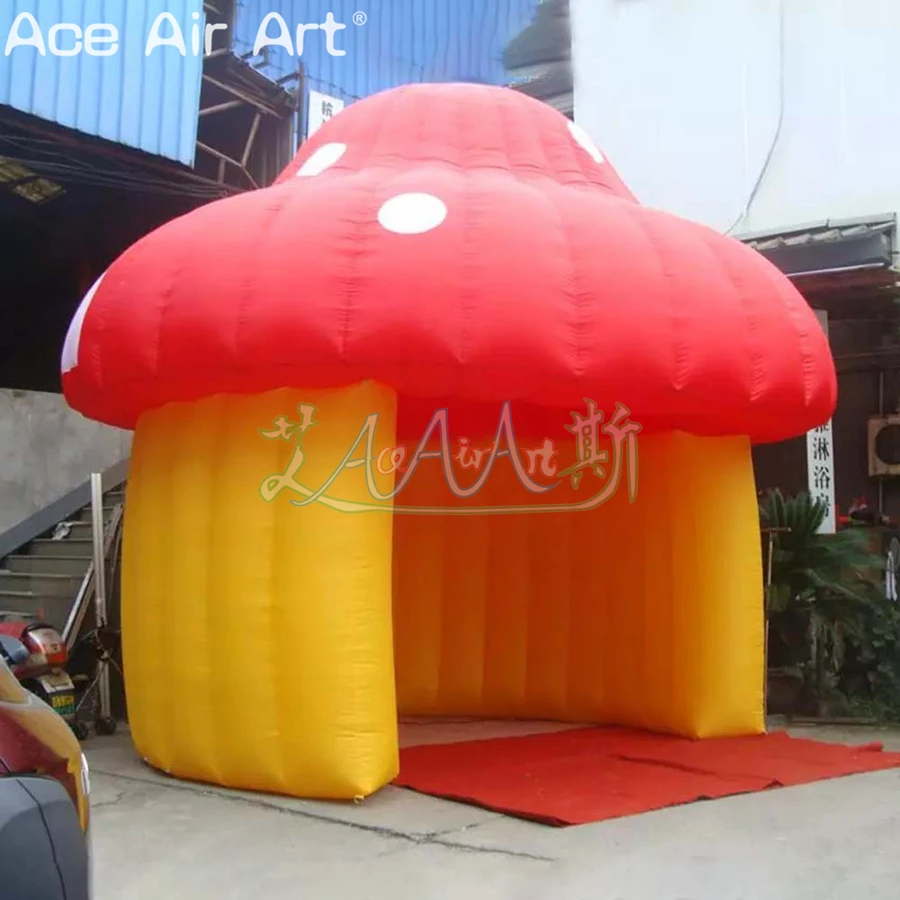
[435,509,446,710]
[159,406,177,771]
[755,251,820,409]
[538,180,589,718]
[435,470,447,711]
[693,228,764,411]
[560,508,575,718]
[535,163,586,385]
[523,506,535,713]
[236,192,288,368]
[663,438,678,727]
[479,506,492,711]
[338,101,400,364]
[150,221,189,389]
[270,394,287,793]
[685,438,707,733]
[457,95,475,396]
[204,396,225,783]
[623,205,690,396]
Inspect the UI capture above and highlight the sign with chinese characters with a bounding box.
[807,309,835,534]
[307,91,344,137]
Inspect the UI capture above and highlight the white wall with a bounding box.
[0,390,131,534]
[572,0,900,235]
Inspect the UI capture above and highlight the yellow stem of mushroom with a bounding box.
[122,386,765,802]
[122,382,399,799]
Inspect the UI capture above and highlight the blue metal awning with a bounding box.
[0,0,205,166]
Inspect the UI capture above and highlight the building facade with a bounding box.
[229,0,545,141]
[572,0,900,237]
[571,0,900,522]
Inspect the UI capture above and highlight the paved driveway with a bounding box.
[87,723,900,900]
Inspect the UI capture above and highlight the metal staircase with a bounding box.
[0,460,128,644]
[0,491,123,634]
[0,463,129,730]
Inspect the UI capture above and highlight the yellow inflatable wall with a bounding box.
[393,428,764,738]
[123,383,400,799]
[122,382,764,801]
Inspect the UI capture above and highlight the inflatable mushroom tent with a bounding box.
[62,83,835,801]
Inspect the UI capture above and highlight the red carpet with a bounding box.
[394,727,900,826]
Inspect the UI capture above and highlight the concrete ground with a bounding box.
[87,720,900,900]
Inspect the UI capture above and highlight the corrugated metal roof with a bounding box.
[738,214,897,253]
[737,214,898,298]
[233,0,540,113]
[505,0,572,115]
[0,0,205,166]
[504,0,569,69]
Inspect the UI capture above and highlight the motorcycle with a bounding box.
[0,618,88,740]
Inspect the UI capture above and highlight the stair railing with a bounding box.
[0,457,129,563]
[62,502,124,650]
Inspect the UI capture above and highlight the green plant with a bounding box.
[760,489,887,712]
[834,583,900,721]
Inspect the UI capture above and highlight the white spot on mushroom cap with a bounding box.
[61,273,105,375]
[378,193,447,235]
[297,142,347,177]
[568,121,604,164]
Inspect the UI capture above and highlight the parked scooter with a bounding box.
[0,618,88,740]
[0,633,29,668]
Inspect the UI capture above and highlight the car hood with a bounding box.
[0,688,89,832]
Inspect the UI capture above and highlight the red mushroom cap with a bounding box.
[61,82,835,443]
